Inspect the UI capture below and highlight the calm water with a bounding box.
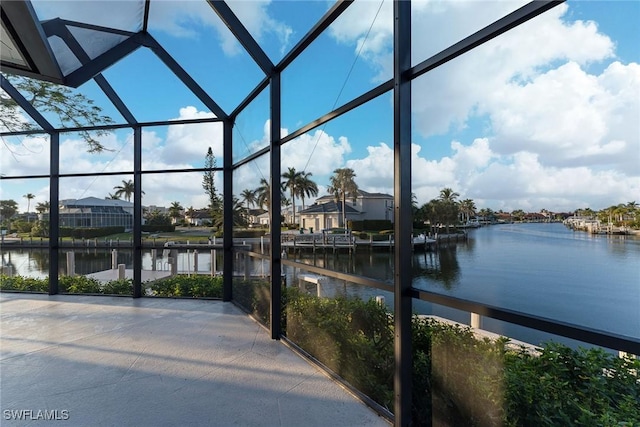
[3,223,639,343]
[288,222,640,342]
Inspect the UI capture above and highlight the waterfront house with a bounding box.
[58,197,133,229]
[299,190,394,230]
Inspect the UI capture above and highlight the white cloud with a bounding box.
[324,1,637,211]
[149,0,292,56]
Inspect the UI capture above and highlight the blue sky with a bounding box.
[1,0,639,214]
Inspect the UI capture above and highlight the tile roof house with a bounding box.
[299,190,393,231]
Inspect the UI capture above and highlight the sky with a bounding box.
[1,0,639,215]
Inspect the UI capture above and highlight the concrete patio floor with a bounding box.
[0,293,390,426]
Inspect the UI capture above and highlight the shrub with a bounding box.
[0,275,49,292]
[283,291,640,426]
[59,226,124,239]
[59,275,102,293]
[141,225,175,233]
[12,220,34,234]
[149,275,223,298]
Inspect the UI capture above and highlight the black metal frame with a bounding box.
[3,2,639,426]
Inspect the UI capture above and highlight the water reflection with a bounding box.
[412,246,461,290]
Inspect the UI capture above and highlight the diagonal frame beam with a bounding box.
[142,34,228,119]
[410,0,564,80]
[206,0,274,76]
[0,74,54,131]
[277,0,353,72]
[44,21,137,124]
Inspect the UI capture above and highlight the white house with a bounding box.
[298,190,394,231]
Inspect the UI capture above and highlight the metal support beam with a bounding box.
[0,74,54,131]
[223,119,233,302]
[393,1,413,425]
[410,0,563,80]
[133,127,142,297]
[269,73,282,339]
[277,0,353,72]
[206,0,274,76]
[64,34,144,88]
[143,34,228,119]
[48,132,60,294]
[45,22,138,125]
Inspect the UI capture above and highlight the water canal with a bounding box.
[2,222,638,346]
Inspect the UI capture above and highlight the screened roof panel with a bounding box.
[25,0,143,83]
[226,0,337,65]
[147,1,264,114]
[30,1,144,33]
[411,0,529,67]
[101,47,213,122]
[282,0,392,131]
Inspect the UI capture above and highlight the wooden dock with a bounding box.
[281,233,437,252]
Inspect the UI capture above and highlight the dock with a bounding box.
[281,233,437,252]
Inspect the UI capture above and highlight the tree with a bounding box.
[202,147,221,212]
[328,168,359,228]
[511,209,526,222]
[23,193,35,219]
[35,201,50,214]
[112,180,142,202]
[1,74,113,153]
[211,197,246,229]
[296,172,318,214]
[438,187,460,203]
[185,207,196,227]
[282,167,303,226]
[0,199,19,221]
[240,189,257,211]
[255,178,286,212]
[459,199,476,223]
[168,201,184,224]
[144,209,171,226]
[106,193,121,200]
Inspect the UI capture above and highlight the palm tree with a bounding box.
[35,201,50,214]
[185,206,196,227]
[211,197,247,229]
[459,199,476,224]
[255,179,286,212]
[168,201,184,224]
[296,172,318,214]
[23,193,35,221]
[282,167,304,226]
[106,193,121,200]
[240,189,257,211]
[255,178,272,212]
[438,187,459,203]
[113,179,139,202]
[328,168,359,228]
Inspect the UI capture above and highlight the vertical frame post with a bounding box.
[133,126,142,297]
[394,0,413,425]
[49,131,60,295]
[223,119,233,301]
[270,73,282,339]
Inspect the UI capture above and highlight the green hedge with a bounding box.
[141,225,175,233]
[284,290,640,426]
[149,275,222,298]
[59,226,124,238]
[0,274,222,298]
